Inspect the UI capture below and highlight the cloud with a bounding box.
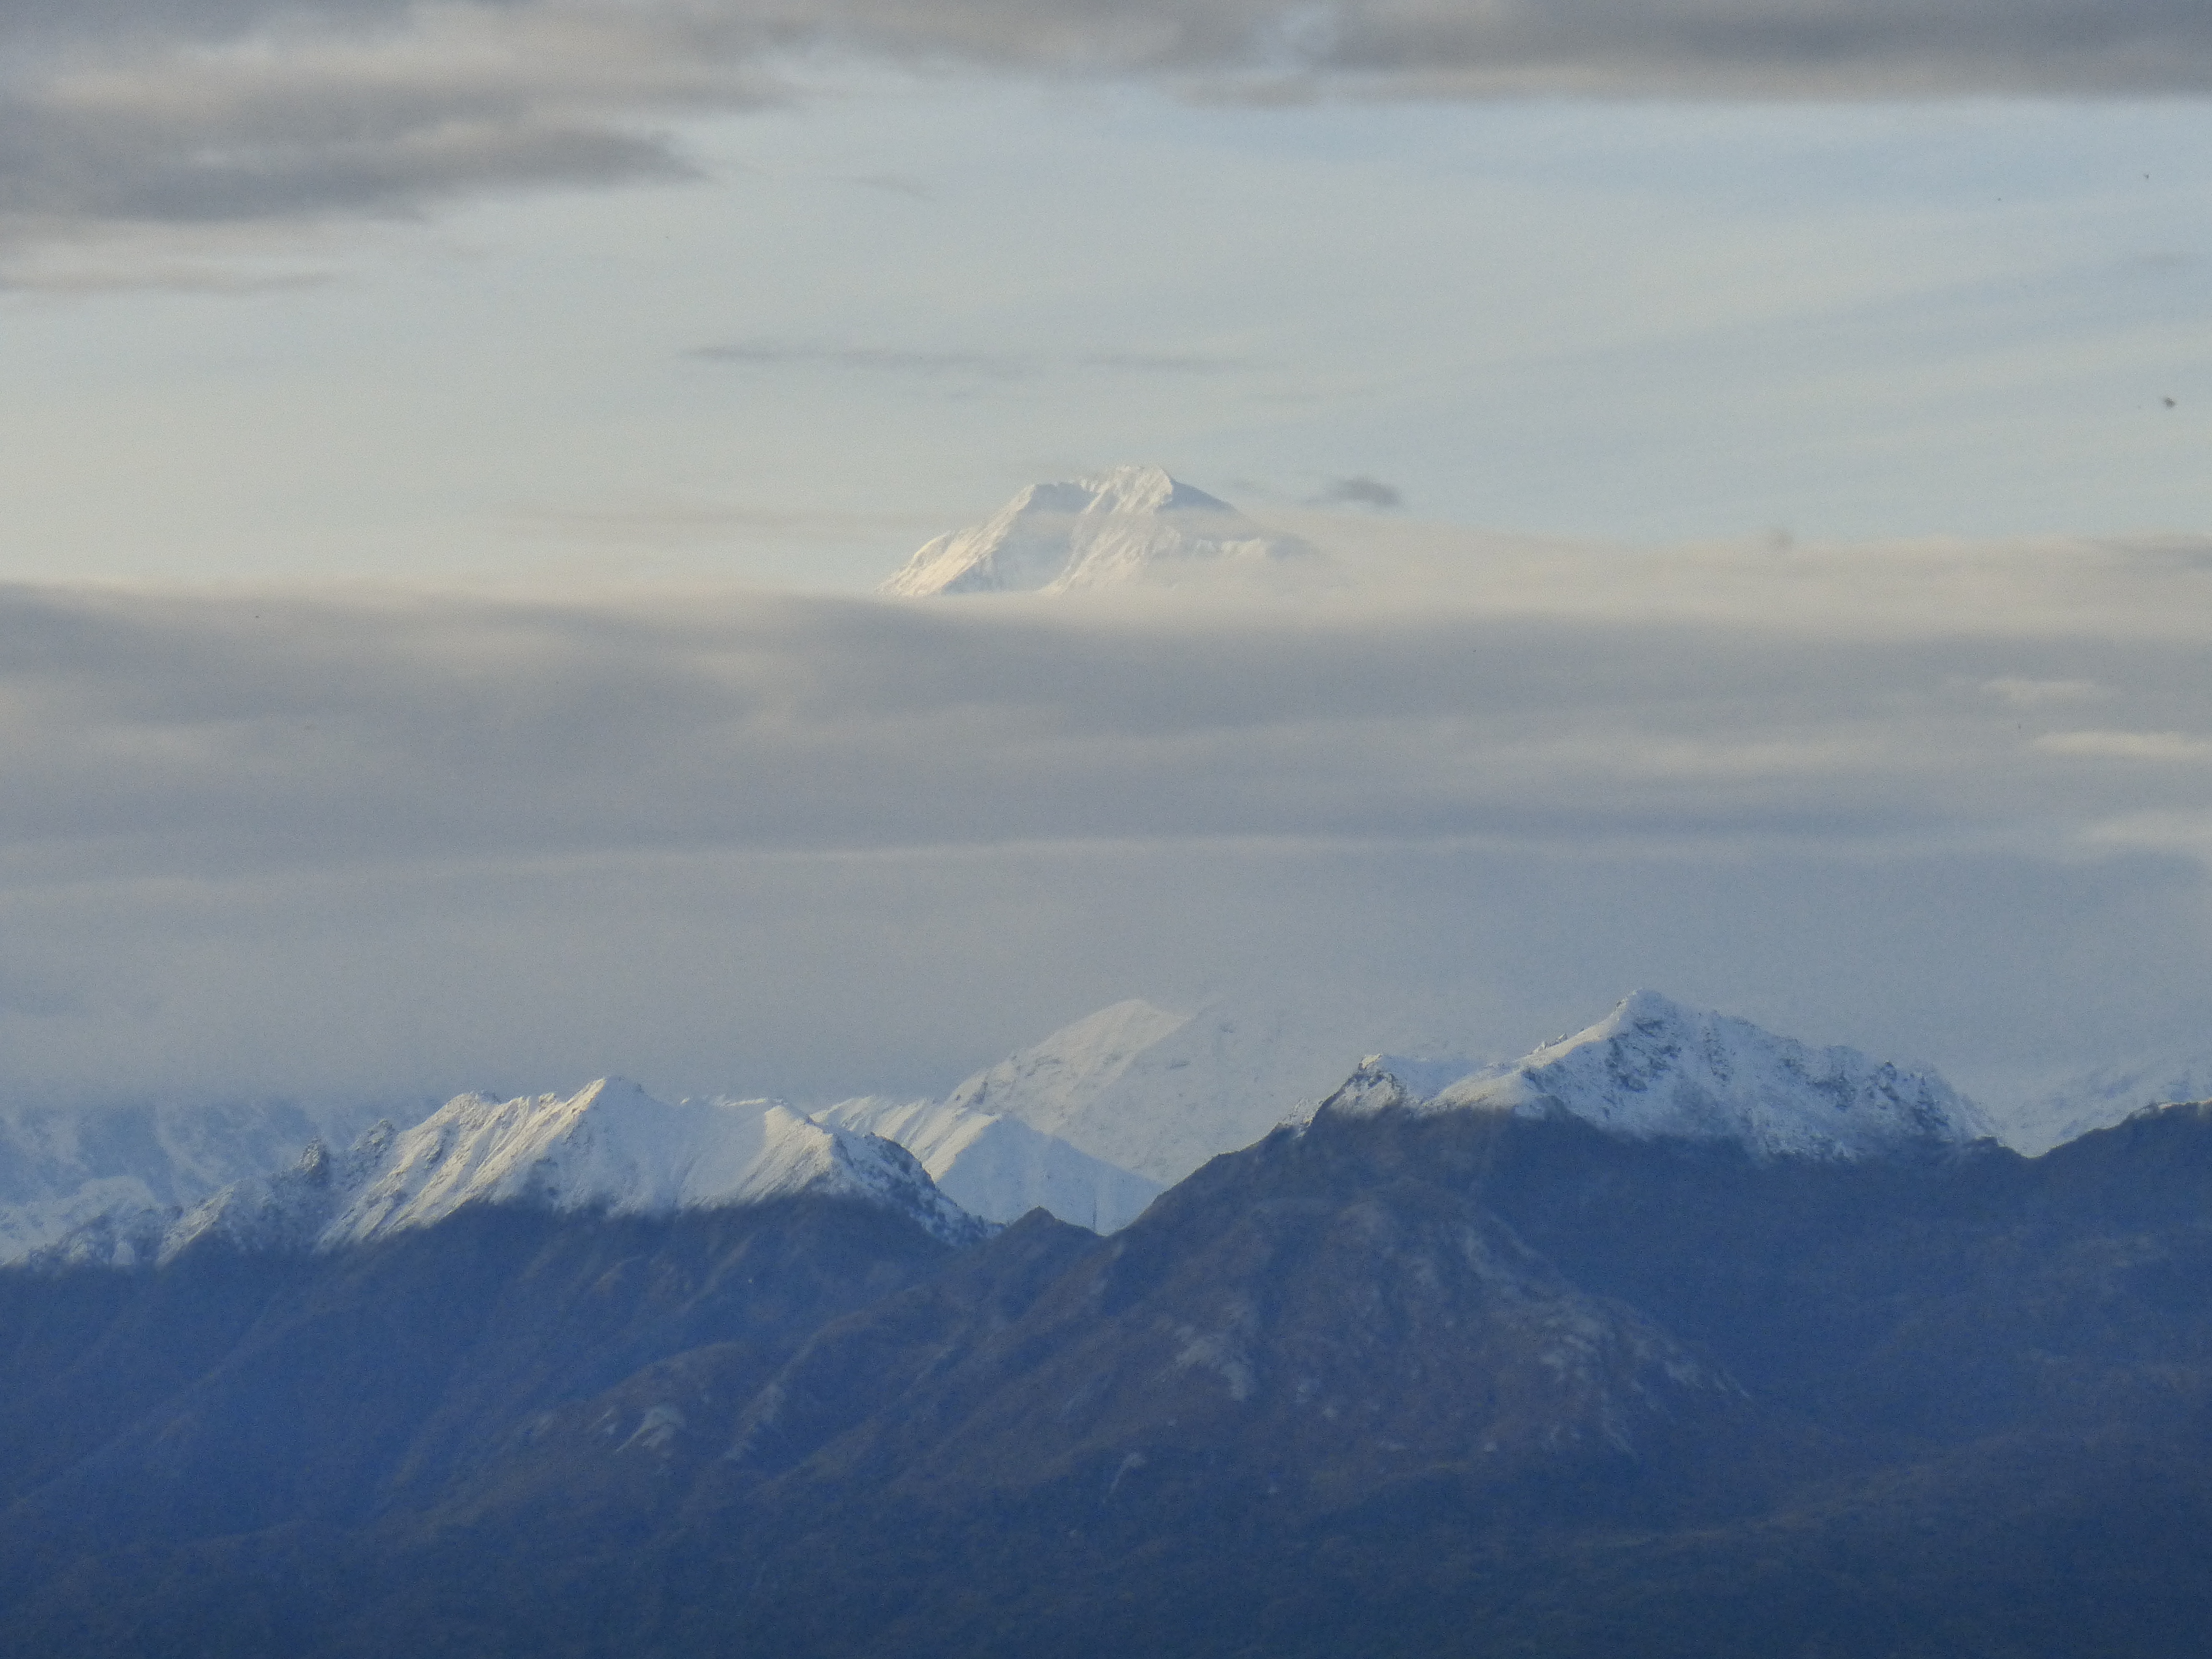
[1982,676,2109,709]
[1317,475,1403,509]
[6,535,2212,1108]
[7,0,2212,272]
[0,0,752,271]
[1078,351,1252,375]
[2034,729,2212,763]
[688,342,1254,380]
[690,342,1035,377]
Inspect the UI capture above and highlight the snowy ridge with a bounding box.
[817,1096,1164,1234]
[319,1078,785,1246]
[41,1081,986,1266]
[159,1130,396,1263]
[1313,1057,1417,1119]
[879,465,1310,596]
[317,1083,980,1248]
[1354,991,1993,1160]
[730,1102,983,1239]
[0,1097,406,1267]
[3,1178,174,1271]
[1998,1051,2212,1157]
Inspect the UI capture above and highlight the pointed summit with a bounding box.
[880,465,1311,596]
[1315,1056,1416,1118]
[1427,991,1992,1161]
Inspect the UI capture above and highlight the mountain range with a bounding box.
[2,988,2195,1266]
[5,992,2212,1654]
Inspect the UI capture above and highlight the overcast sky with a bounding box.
[3,2,2211,1118]
[7,539,2212,1113]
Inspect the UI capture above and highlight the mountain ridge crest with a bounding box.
[1322,990,1991,1161]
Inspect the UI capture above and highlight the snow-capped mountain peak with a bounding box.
[72,1080,989,1266]
[731,1103,984,1240]
[328,1082,983,1247]
[1389,991,1992,1161]
[879,465,1311,596]
[320,1076,700,1245]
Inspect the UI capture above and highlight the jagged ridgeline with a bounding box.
[5,994,2212,1656]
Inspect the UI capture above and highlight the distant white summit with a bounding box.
[880,465,1310,596]
[815,1095,1164,1235]
[929,996,1486,1186]
[1328,990,1993,1161]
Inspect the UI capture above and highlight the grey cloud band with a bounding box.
[3,0,2208,256]
[5,561,2212,1107]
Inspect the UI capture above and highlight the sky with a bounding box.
[4,0,2212,1121]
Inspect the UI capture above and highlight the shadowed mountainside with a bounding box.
[6,1089,2212,1655]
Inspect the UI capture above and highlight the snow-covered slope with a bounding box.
[880,465,1310,596]
[1347,991,1990,1161]
[1998,1051,2212,1157]
[816,1096,1163,1234]
[0,1097,409,1266]
[943,999,1191,1140]
[335,1082,980,1249]
[38,1081,985,1266]
[942,997,1486,1185]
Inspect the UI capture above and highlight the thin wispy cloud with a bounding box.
[1078,352,1252,375]
[690,342,1034,377]
[689,342,1259,380]
[1981,677,2110,709]
[840,172,932,198]
[2034,729,2212,763]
